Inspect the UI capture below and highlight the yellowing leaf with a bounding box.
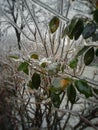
[49,16,60,33]
[30,54,39,59]
[60,79,71,90]
[51,78,72,91]
[96,0,98,8]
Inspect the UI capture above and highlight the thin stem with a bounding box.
[23,57,98,87]
[60,37,65,58]
[58,71,98,86]
[54,0,64,56]
[62,104,73,130]
[48,31,54,55]
[55,106,98,130]
[79,115,97,130]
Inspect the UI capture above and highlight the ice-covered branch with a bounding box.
[31,0,69,23]
[0,8,35,42]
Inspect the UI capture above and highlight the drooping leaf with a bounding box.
[62,18,79,39]
[51,93,61,108]
[73,18,84,40]
[69,18,78,29]
[30,54,39,59]
[67,84,76,104]
[93,9,98,24]
[76,46,90,57]
[49,16,60,33]
[93,88,98,95]
[68,17,79,38]
[95,48,98,57]
[82,22,96,39]
[92,32,98,42]
[75,79,92,98]
[32,72,41,89]
[18,62,29,75]
[84,47,94,65]
[62,18,84,40]
[69,58,78,69]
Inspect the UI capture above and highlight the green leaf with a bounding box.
[75,79,92,98]
[82,22,96,39]
[32,72,41,89]
[68,17,79,38]
[9,55,19,59]
[51,93,61,108]
[49,16,60,33]
[69,58,78,69]
[18,62,29,75]
[62,18,79,39]
[73,18,84,40]
[40,62,47,68]
[92,32,98,42]
[62,18,84,40]
[93,88,98,95]
[84,47,94,65]
[93,9,98,24]
[95,48,98,57]
[67,84,76,104]
[76,46,90,57]
[30,54,39,59]
[49,86,59,93]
